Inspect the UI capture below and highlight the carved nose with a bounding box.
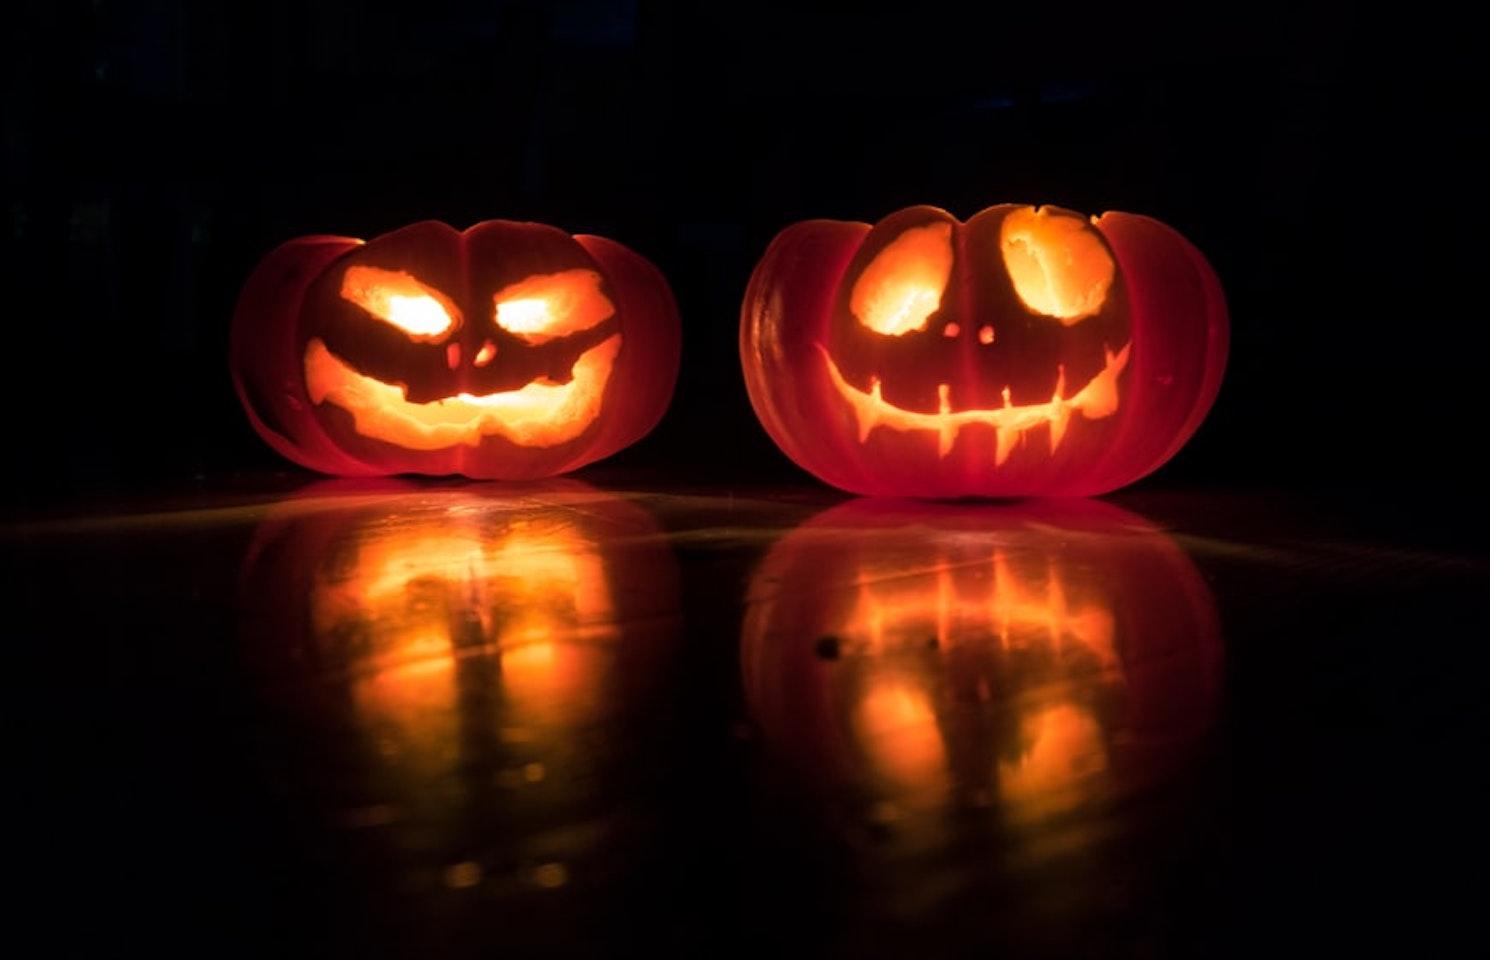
[446,342,461,369]
[473,340,496,367]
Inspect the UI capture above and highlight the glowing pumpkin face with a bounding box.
[232,220,681,479]
[741,204,1228,497]
[741,499,1222,825]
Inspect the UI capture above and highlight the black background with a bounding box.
[7,4,1487,956]
[5,0,1481,503]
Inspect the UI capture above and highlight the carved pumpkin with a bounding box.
[741,499,1222,824]
[232,220,681,479]
[740,205,1228,497]
[237,481,682,872]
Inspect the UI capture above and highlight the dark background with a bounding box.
[7,4,1487,956]
[4,0,1481,504]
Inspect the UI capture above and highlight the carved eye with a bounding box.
[340,265,460,341]
[493,269,615,345]
[850,222,954,336]
[999,207,1114,324]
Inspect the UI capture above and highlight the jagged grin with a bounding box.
[303,335,621,451]
[819,341,1131,465]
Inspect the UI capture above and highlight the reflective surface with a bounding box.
[237,481,682,941]
[9,482,1483,955]
[743,500,1221,836]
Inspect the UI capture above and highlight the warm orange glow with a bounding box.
[846,549,1117,668]
[997,703,1108,816]
[819,341,1130,463]
[855,678,948,795]
[493,269,615,344]
[999,207,1115,323]
[311,511,619,744]
[340,265,460,340]
[303,334,620,450]
[834,539,1120,812]
[850,222,954,336]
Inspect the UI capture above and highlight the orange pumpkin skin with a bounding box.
[740,205,1228,497]
[231,220,680,479]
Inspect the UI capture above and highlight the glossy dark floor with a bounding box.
[10,479,1482,956]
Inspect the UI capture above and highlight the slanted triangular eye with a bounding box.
[850,222,954,336]
[340,265,461,341]
[493,270,614,345]
[999,207,1114,324]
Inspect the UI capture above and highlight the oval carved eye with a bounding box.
[850,222,954,336]
[493,269,614,345]
[340,265,460,341]
[999,207,1114,324]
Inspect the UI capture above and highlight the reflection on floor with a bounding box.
[9,479,1481,954]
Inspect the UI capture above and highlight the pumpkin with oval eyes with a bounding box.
[740,204,1228,497]
[232,220,681,479]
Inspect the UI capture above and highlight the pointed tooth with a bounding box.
[1049,407,1071,453]
[996,427,1020,466]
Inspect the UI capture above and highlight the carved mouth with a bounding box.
[819,342,1131,465]
[304,335,621,450]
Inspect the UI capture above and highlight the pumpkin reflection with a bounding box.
[240,480,680,882]
[742,499,1222,831]
[311,512,618,736]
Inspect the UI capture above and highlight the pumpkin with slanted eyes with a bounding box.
[740,204,1227,497]
[232,220,680,479]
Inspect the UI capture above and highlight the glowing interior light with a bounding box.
[843,548,1117,670]
[855,678,948,793]
[493,269,615,344]
[496,299,551,333]
[831,539,1120,809]
[850,222,954,336]
[999,207,1115,323]
[819,341,1130,463]
[310,510,619,760]
[341,265,459,339]
[304,334,620,449]
[997,703,1108,816]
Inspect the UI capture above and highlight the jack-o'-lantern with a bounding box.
[237,481,681,891]
[232,220,681,479]
[740,205,1228,497]
[742,499,1222,835]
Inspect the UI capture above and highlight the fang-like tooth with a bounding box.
[1049,407,1071,453]
[996,427,1020,466]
